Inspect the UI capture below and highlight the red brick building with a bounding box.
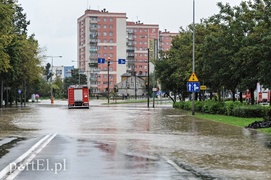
[77,9,178,94]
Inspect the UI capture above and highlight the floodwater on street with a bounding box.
[0,99,271,179]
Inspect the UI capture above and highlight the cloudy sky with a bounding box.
[18,0,244,67]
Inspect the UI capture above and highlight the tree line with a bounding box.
[156,0,271,105]
[0,0,43,106]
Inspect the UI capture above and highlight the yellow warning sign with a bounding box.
[188,72,199,82]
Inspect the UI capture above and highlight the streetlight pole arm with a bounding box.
[43,55,62,104]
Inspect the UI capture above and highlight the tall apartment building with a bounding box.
[77,9,177,94]
[126,21,159,78]
[77,8,127,93]
[159,30,179,52]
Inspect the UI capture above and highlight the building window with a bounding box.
[103,32,107,36]
[109,39,113,43]
[103,39,107,43]
[109,25,113,29]
[104,24,107,29]
[109,32,113,36]
[109,18,113,22]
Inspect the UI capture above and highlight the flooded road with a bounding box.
[0,99,271,179]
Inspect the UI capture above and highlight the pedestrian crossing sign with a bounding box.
[188,72,199,82]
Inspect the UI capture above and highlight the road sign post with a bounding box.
[187,72,200,115]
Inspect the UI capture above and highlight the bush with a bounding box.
[224,101,243,116]
[195,101,203,112]
[232,106,263,118]
[174,101,191,110]
[174,100,266,118]
[263,107,271,121]
[202,100,224,114]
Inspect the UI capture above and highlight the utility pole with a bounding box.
[192,0,196,115]
[107,57,110,104]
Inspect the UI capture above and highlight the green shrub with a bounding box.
[174,100,268,119]
[224,101,243,116]
[195,101,203,112]
[232,105,263,118]
[202,100,224,114]
[263,107,271,121]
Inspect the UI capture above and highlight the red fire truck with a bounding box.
[258,90,271,105]
[68,85,89,109]
[244,89,271,105]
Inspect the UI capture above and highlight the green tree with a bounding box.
[1,1,42,106]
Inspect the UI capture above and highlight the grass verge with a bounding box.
[195,113,271,134]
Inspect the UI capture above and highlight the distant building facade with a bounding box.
[52,66,74,80]
[77,8,178,95]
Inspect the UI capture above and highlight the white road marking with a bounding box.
[0,133,57,180]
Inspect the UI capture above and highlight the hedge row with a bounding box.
[174,100,271,119]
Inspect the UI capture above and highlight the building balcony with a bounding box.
[127,53,135,57]
[90,77,98,81]
[126,47,134,52]
[127,36,134,41]
[89,84,98,88]
[90,20,98,23]
[90,34,97,38]
[89,26,98,31]
[90,40,98,44]
[89,49,98,52]
[89,58,97,62]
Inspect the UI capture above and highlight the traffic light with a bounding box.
[107,57,110,66]
[145,82,148,90]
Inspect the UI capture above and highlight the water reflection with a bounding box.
[149,109,271,179]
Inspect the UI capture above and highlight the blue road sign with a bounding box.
[98,58,105,64]
[187,82,200,92]
[118,59,126,64]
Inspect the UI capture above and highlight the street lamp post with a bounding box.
[147,48,150,108]
[192,0,196,115]
[134,67,137,100]
[43,55,62,104]
[107,57,110,104]
[71,60,86,86]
